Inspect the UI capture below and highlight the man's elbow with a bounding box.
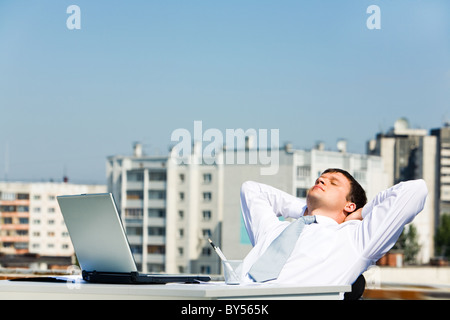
[240,181,259,196]
[408,179,428,215]
[413,179,428,201]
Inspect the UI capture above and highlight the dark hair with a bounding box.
[321,168,367,212]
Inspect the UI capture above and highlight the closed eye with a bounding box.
[330,178,339,186]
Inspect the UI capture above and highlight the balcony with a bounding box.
[0,212,30,219]
[0,235,29,242]
[146,253,164,264]
[0,224,29,231]
[126,181,144,190]
[148,217,165,227]
[147,236,165,245]
[126,199,143,208]
[127,235,143,244]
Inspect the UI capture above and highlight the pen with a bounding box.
[208,238,227,261]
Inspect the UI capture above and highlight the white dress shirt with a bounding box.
[240,179,428,287]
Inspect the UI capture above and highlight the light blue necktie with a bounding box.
[248,215,317,282]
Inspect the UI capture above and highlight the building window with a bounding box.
[202,210,212,221]
[200,265,211,274]
[130,245,143,254]
[149,171,166,181]
[296,188,308,198]
[3,218,13,224]
[297,166,311,178]
[203,173,212,184]
[17,193,30,200]
[179,192,185,201]
[148,190,166,200]
[148,245,165,254]
[148,227,165,236]
[0,205,15,212]
[127,190,143,200]
[0,192,15,201]
[127,171,144,181]
[203,192,212,202]
[15,242,28,250]
[148,208,165,218]
[353,171,366,182]
[126,227,143,236]
[202,247,211,256]
[202,229,211,238]
[125,208,143,219]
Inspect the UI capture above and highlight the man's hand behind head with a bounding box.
[344,207,364,222]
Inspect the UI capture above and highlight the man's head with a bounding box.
[306,168,367,223]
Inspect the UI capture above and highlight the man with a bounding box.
[240,168,428,288]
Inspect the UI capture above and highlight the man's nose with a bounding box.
[316,177,325,185]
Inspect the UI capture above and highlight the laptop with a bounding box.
[56,193,211,284]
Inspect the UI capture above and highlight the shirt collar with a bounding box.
[314,215,338,226]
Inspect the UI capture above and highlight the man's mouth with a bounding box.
[313,185,324,191]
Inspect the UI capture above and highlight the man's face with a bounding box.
[306,172,352,213]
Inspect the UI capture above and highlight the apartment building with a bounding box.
[368,118,437,263]
[107,141,387,274]
[431,124,450,218]
[0,181,106,256]
[107,146,168,273]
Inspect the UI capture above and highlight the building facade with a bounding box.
[368,118,437,263]
[431,125,450,219]
[0,181,106,256]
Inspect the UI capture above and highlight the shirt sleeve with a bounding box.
[240,181,307,246]
[354,179,428,261]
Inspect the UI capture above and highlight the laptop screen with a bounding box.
[57,193,138,273]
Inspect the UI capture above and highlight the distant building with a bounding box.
[431,124,450,218]
[0,181,106,257]
[107,141,387,274]
[368,118,437,263]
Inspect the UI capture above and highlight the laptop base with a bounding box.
[82,270,211,284]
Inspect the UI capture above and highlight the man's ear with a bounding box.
[344,202,356,214]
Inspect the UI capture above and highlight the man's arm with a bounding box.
[240,181,307,246]
[344,207,363,222]
[353,179,428,261]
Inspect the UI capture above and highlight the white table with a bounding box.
[0,278,350,300]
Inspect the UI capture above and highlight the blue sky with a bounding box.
[0,0,449,183]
